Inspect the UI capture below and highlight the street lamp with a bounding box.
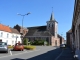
[16,36,18,43]
[17,12,31,44]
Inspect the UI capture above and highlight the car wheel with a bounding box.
[6,51,8,53]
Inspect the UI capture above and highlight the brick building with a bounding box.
[72,0,80,59]
[66,29,72,48]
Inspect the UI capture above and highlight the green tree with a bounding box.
[23,38,28,45]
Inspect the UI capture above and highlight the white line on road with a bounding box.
[10,51,12,55]
[0,49,41,59]
[54,49,64,60]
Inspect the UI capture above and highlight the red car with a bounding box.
[13,43,24,51]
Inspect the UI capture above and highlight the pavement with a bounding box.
[56,47,75,60]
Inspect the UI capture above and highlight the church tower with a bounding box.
[46,11,58,38]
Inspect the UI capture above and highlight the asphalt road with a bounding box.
[0,46,62,60]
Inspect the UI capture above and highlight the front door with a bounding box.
[55,40,57,46]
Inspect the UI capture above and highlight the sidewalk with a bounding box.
[57,48,75,60]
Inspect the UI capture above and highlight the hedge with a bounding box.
[24,45,36,50]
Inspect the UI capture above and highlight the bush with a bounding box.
[8,45,13,49]
[31,39,48,45]
[24,45,36,50]
[23,38,28,45]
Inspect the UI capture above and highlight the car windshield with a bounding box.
[0,42,7,45]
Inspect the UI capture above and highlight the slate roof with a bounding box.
[26,25,62,39]
[26,26,52,36]
[10,28,20,34]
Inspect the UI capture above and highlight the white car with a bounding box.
[60,44,66,48]
[0,42,8,53]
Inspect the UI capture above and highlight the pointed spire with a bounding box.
[50,7,54,21]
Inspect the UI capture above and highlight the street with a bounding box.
[0,46,62,60]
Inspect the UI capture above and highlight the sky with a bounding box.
[0,0,75,40]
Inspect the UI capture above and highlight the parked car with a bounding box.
[0,42,8,53]
[60,44,66,48]
[13,43,24,51]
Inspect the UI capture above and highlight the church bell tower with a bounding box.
[46,9,58,38]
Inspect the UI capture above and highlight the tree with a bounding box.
[23,38,28,45]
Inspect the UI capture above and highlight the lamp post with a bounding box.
[17,12,31,44]
[16,36,18,43]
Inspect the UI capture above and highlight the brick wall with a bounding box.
[51,36,60,46]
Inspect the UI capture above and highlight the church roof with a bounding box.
[26,26,52,36]
[26,25,62,38]
[49,12,58,23]
[50,12,54,21]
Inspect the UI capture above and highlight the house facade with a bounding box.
[10,28,22,45]
[72,0,80,59]
[0,24,21,46]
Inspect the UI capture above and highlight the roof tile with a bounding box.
[0,24,11,32]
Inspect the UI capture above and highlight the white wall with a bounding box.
[0,31,21,46]
[54,22,58,38]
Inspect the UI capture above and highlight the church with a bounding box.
[25,12,61,46]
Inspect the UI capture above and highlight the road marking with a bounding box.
[0,49,40,59]
[54,49,64,60]
[10,51,12,55]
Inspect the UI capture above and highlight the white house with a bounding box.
[0,24,21,46]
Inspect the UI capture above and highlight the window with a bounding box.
[52,24,53,27]
[12,41,14,45]
[16,36,18,38]
[49,24,50,27]
[1,32,3,37]
[12,35,14,38]
[7,34,9,38]
[6,40,8,44]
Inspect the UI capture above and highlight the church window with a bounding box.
[49,24,50,27]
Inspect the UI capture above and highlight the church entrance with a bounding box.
[55,40,57,46]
